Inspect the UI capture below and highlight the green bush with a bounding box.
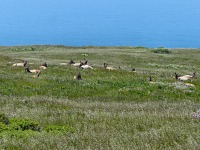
[0,113,9,125]
[0,122,8,133]
[151,48,171,54]
[44,125,74,134]
[9,118,41,131]
[0,113,73,135]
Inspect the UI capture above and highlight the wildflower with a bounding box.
[192,109,200,119]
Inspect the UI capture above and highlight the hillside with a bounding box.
[0,46,199,149]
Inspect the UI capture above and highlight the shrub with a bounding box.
[9,118,41,131]
[0,122,8,133]
[151,48,171,54]
[0,113,9,125]
[44,125,74,134]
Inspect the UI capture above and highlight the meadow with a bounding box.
[0,45,199,149]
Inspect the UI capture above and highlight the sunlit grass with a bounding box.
[0,46,200,149]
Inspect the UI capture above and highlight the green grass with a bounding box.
[0,45,199,149]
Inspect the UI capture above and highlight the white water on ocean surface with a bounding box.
[0,0,200,48]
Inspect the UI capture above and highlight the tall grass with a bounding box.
[0,46,199,149]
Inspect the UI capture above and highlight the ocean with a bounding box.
[0,0,200,48]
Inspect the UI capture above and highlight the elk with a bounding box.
[68,59,81,67]
[175,72,196,81]
[68,59,75,65]
[104,63,117,70]
[148,76,155,84]
[79,60,93,69]
[32,71,41,78]
[39,62,47,69]
[68,58,89,67]
[80,64,93,69]
[184,83,195,88]
[82,58,88,65]
[131,68,136,72]
[12,60,28,67]
[25,66,41,74]
[74,72,82,80]
[183,72,196,79]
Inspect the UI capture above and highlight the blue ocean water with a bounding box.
[0,0,200,48]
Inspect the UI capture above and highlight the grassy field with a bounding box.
[0,45,199,149]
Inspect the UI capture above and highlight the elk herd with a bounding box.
[12,60,47,78]
[11,59,197,88]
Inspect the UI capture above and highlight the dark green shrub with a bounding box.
[151,48,171,54]
[0,113,9,125]
[9,118,41,131]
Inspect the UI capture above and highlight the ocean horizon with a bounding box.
[1,0,200,48]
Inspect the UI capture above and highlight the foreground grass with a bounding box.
[0,46,199,149]
[0,97,199,149]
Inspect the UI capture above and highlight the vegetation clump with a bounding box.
[9,118,41,131]
[0,113,74,135]
[151,47,171,54]
[0,113,9,125]
[0,122,8,133]
[44,125,74,134]
[0,113,41,132]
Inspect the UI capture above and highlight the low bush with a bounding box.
[9,118,41,131]
[44,125,74,134]
[151,48,171,54]
[0,113,9,125]
[0,122,8,133]
[0,113,74,137]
